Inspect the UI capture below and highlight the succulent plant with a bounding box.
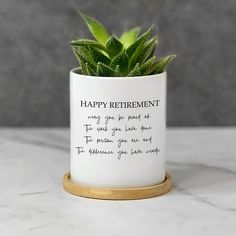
[70,13,176,77]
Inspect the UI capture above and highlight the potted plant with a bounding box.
[63,13,176,200]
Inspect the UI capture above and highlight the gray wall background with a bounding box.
[0,0,235,126]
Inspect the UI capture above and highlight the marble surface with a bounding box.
[0,128,236,235]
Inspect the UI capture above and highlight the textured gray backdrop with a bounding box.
[0,0,235,126]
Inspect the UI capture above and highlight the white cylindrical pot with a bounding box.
[70,69,167,188]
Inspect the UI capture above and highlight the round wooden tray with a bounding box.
[63,172,172,200]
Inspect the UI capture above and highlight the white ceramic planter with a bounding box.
[70,68,167,188]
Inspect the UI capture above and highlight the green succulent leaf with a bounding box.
[83,63,90,75]
[126,26,154,59]
[120,27,140,48]
[85,62,97,76]
[129,37,157,69]
[144,37,157,60]
[80,12,110,46]
[78,57,88,75]
[154,55,177,73]
[110,49,129,76]
[73,46,97,72]
[88,45,111,65]
[70,39,105,50]
[86,63,96,75]
[114,65,121,77]
[71,13,176,77]
[72,47,86,72]
[97,62,115,76]
[106,36,123,59]
[128,63,141,76]
[139,56,157,75]
[142,60,161,75]
[148,42,156,58]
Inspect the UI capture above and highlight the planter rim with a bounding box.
[70,67,166,80]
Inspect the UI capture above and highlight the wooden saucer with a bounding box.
[63,172,172,200]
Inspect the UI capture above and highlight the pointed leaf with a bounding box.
[128,63,141,77]
[83,63,90,75]
[97,62,115,76]
[88,45,111,65]
[145,37,157,60]
[70,39,105,50]
[79,58,87,75]
[154,55,176,73]
[114,65,121,77]
[85,62,97,76]
[148,42,156,58]
[80,12,110,46]
[72,47,87,74]
[120,27,140,48]
[73,54,96,76]
[143,60,161,75]
[106,36,123,59]
[139,56,157,75]
[73,46,97,72]
[126,26,154,58]
[129,37,157,69]
[110,49,129,76]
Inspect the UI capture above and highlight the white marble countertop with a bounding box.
[0,128,236,235]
